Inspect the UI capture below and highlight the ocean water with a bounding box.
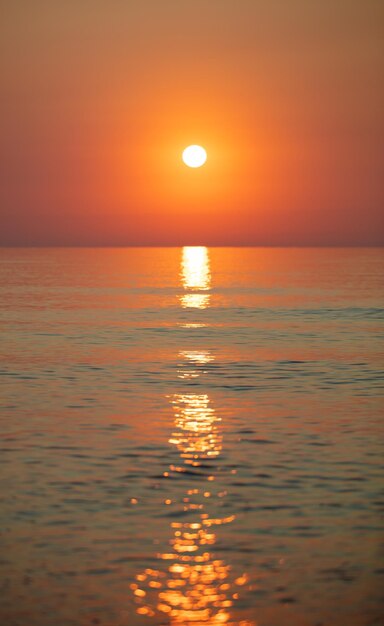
[0,247,383,626]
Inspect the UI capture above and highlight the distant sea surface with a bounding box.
[0,247,383,626]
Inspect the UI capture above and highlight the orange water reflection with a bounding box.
[180,246,211,309]
[169,394,222,465]
[133,392,249,624]
[177,351,214,380]
[133,248,254,625]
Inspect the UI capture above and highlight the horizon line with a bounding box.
[1,244,383,249]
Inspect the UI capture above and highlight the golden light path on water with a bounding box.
[177,351,214,380]
[180,246,211,309]
[169,394,223,467]
[133,248,254,625]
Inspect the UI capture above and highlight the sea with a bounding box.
[0,247,383,626]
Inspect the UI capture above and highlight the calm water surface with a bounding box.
[0,247,383,626]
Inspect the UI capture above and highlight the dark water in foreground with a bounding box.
[0,247,383,626]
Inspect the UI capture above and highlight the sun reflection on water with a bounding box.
[181,246,211,290]
[132,391,249,624]
[180,246,211,309]
[132,247,254,625]
[169,394,222,464]
[177,351,214,379]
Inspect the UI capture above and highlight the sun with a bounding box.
[182,145,207,168]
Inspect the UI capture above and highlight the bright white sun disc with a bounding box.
[182,145,207,168]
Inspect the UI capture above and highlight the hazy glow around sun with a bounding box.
[182,145,207,168]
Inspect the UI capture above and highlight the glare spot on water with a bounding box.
[181,246,211,290]
[180,246,211,309]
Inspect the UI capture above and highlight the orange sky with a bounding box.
[0,0,383,245]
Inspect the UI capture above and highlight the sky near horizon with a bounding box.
[0,0,383,246]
